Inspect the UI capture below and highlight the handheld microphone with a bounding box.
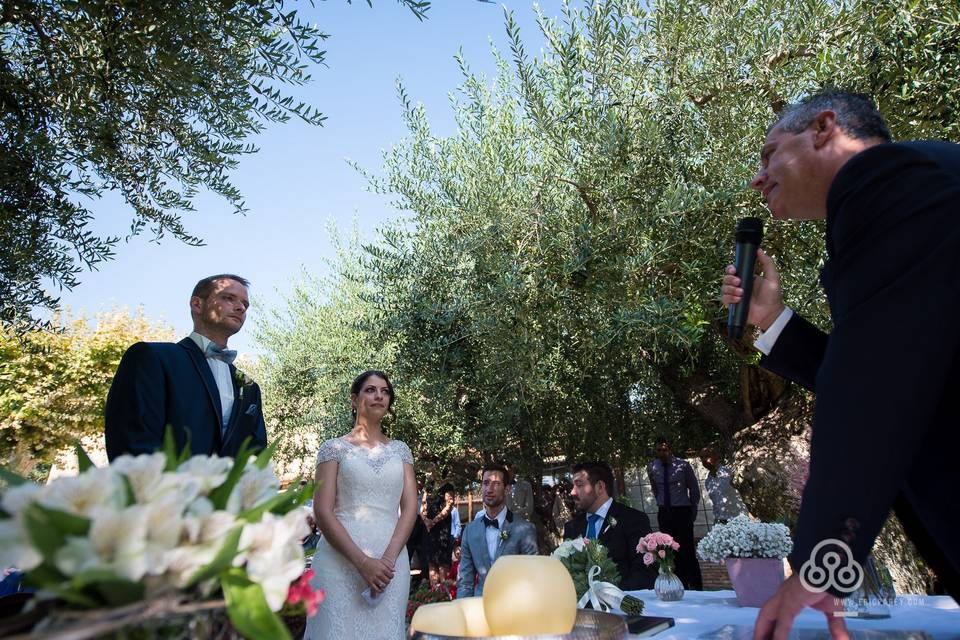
[727,217,764,340]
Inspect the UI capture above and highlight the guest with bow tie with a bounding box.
[456,463,537,598]
[104,274,267,459]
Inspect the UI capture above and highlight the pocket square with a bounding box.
[245,404,258,416]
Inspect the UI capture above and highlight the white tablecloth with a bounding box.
[624,590,960,639]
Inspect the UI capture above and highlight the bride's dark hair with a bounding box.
[350,370,396,426]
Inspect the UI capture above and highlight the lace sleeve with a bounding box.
[394,440,414,465]
[316,438,345,465]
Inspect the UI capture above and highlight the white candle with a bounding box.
[482,555,578,635]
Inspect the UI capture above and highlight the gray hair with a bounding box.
[771,91,892,142]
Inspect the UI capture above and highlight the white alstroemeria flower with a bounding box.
[178,456,233,495]
[142,493,187,575]
[1,482,44,518]
[226,463,279,514]
[181,497,215,544]
[90,505,150,581]
[0,518,42,571]
[55,536,100,576]
[240,510,310,611]
[54,505,150,581]
[111,453,171,503]
[164,511,241,588]
[41,467,125,518]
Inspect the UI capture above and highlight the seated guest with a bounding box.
[698,447,748,524]
[457,463,538,598]
[564,461,655,590]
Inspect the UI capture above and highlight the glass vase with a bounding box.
[654,565,684,601]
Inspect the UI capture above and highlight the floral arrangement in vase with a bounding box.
[695,515,792,562]
[696,515,793,607]
[0,433,320,639]
[637,532,683,601]
[552,537,644,615]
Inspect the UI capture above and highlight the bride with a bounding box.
[304,371,417,639]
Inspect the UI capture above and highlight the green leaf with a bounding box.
[163,424,179,472]
[0,467,28,487]
[22,504,91,561]
[221,568,291,640]
[93,579,146,606]
[208,437,254,510]
[239,479,314,523]
[120,474,137,506]
[177,429,194,466]
[253,438,280,470]
[185,525,244,587]
[75,442,95,472]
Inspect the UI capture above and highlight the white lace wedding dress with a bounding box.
[304,437,413,640]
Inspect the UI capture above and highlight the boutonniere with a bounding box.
[499,528,509,542]
[234,367,255,400]
[606,516,617,529]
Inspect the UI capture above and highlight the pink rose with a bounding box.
[643,552,655,566]
[671,541,680,551]
[658,549,666,558]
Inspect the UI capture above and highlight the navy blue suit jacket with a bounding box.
[761,142,960,600]
[104,338,267,460]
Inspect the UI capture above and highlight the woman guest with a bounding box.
[421,470,456,589]
[304,371,417,639]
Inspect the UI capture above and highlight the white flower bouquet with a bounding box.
[696,515,793,563]
[0,433,319,639]
[551,537,644,616]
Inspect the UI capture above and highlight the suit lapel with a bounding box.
[493,510,513,559]
[179,338,223,430]
[598,502,618,541]
[225,363,242,431]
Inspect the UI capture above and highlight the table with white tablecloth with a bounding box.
[624,590,960,639]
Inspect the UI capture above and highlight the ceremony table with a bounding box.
[624,590,960,639]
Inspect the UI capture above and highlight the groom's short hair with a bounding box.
[572,461,615,498]
[192,274,250,300]
[482,463,511,485]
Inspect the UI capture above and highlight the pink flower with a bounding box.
[287,569,325,617]
[658,549,666,559]
[671,541,680,551]
[643,552,655,566]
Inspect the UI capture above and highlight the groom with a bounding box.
[104,274,267,460]
[457,463,538,598]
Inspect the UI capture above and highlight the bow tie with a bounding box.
[482,515,499,529]
[204,342,237,364]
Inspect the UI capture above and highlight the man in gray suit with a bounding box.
[457,463,538,598]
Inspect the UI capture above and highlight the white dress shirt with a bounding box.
[481,507,509,561]
[587,497,614,536]
[753,307,794,355]
[188,332,235,428]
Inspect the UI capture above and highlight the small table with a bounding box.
[625,589,959,639]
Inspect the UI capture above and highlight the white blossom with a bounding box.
[41,467,125,517]
[696,515,792,562]
[0,518,42,571]
[226,463,279,514]
[178,456,233,495]
[239,510,310,611]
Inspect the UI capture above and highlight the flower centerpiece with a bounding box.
[696,514,792,607]
[552,537,644,615]
[0,432,321,639]
[637,532,683,601]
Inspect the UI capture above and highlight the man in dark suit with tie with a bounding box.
[563,461,655,590]
[721,91,960,637]
[104,274,268,460]
[457,463,538,598]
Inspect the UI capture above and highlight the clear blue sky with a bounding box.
[54,1,564,353]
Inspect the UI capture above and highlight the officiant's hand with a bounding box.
[358,555,395,594]
[753,574,849,640]
[721,249,785,332]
